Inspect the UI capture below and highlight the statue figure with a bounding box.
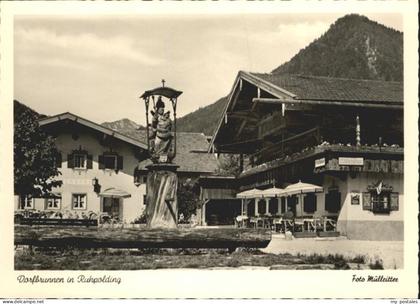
[149,96,173,162]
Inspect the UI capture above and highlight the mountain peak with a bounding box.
[101,118,144,132]
[271,14,403,81]
[334,14,401,33]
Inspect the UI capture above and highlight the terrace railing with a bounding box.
[252,127,321,165]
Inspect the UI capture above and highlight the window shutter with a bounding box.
[87,154,93,169]
[98,155,105,169]
[67,153,74,168]
[117,155,123,170]
[303,195,309,213]
[362,192,372,210]
[325,192,331,211]
[390,192,399,211]
[325,191,341,213]
[303,194,316,213]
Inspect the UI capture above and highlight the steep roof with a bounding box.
[250,73,403,104]
[169,132,219,173]
[102,124,219,174]
[209,71,404,153]
[38,112,148,150]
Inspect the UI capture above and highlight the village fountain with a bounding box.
[14,81,271,256]
[139,80,182,229]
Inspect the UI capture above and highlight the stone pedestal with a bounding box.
[145,163,179,229]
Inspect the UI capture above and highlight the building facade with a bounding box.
[14,113,149,223]
[208,71,404,240]
[14,112,219,224]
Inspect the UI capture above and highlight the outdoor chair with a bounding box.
[235,215,248,228]
[323,217,337,231]
[99,213,112,224]
[249,217,258,228]
[88,211,98,220]
[293,218,305,232]
[267,217,275,230]
[310,217,324,232]
[282,219,294,233]
[273,217,283,232]
[256,217,265,228]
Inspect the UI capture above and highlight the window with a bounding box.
[325,191,341,213]
[72,194,87,210]
[303,193,317,213]
[268,198,278,214]
[54,152,62,168]
[371,192,391,214]
[46,193,62,210]
[99,153,123,171]
[74,154,87,169]
[287,196,297,215]
[257,199,266,214]
[67,151,92,169]
[363,191,398,213]
[104,155,118,169]
[20,196,34,210]
[364,182,396,214]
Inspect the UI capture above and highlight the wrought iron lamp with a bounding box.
[92,177,101,194]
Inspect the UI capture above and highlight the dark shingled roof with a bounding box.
[251,73,403,104]
[138,132,219,173]
[101,123,219,173]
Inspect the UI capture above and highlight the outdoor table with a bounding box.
[302,218,315,232]
[294,218,305,232]
[249,217,258,228]
[323,217,337,231]
[273,217,283,232]
[263,217,273,229]
[235,215,249,228]
[249,217,271,229]
[280,218,294,232]
[256,217,265,228]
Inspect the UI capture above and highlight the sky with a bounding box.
[14,13,403,125]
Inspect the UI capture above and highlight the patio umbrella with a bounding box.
[236,188,264,199]
[261,187,285,198]
[236,188,264,216]
[99,187,131,198]
[260,187,285,216]
[280,181,323,216]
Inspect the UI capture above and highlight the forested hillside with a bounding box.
[177,14,403,135]
[106,14,403,136]
[176,96,228,135]
[272,14,403,81]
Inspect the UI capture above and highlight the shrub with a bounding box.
[133,212,148,224]
[351,255,366,264]
[369,259,384,269]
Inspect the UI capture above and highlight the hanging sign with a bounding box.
[314,158,326,168]
[339,157,364,166]
[351,193,360,205]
